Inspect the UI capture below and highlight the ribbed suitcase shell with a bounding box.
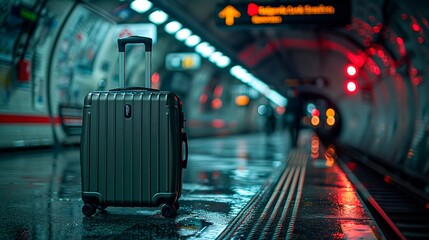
[80,89,185,208]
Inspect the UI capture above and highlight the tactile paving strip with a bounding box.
[217,149,308,239]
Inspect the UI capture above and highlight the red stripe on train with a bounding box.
[0,114,61,124]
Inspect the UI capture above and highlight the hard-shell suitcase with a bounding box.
[80,36,188,218]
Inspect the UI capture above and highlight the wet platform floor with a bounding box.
[0,130,384,239]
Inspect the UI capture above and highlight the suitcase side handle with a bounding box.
[182,132,188,168]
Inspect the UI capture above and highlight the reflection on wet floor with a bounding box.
[0,131,293,239]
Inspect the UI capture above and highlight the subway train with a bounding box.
[1,0,428,184]
[0,0,270,149]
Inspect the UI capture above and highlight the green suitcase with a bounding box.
[80,36,188,218]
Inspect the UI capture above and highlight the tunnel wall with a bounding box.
[337,0,429,178]
[0,0,266,149]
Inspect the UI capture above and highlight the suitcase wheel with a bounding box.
[82,204,97,217]
[161,204,177,218]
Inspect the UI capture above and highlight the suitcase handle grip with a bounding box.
[118,36,152,52]
[182,132,188,168]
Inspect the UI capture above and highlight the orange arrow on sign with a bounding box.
[218,5,241,26]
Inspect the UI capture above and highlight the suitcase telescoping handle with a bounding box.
[117,36,152,88]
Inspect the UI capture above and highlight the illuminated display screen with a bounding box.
[216,0,351,27]
[166,53,201,71]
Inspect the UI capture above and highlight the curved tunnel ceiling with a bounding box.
[138,0,428,98]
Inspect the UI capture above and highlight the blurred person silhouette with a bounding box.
[284,89,303,147]
[265,103,276,137]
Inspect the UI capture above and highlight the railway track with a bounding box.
[337,149,429,240]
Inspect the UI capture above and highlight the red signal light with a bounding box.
[412,23,420,32]
[345,64,358,78]
[346,80,358,94]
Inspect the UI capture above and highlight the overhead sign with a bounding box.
[166,53,201,71]
[216,0,350,27]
